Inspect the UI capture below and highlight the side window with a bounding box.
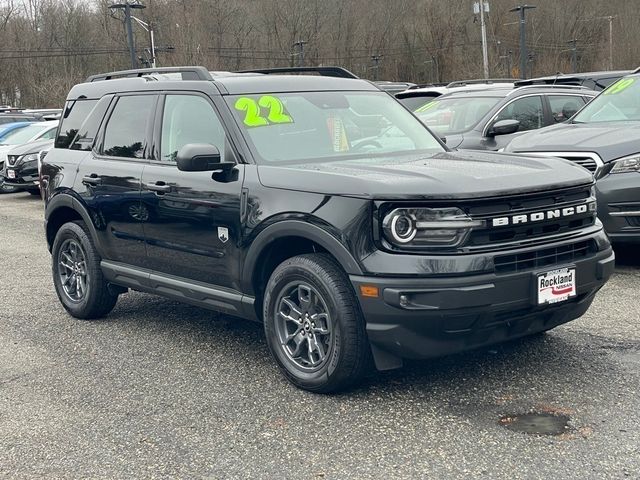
[55,99,98,148]
[548,95,586,123]
[41,128,57,140]
[102,95,155,159]
[495,96,544,132]
[70,96,113,151]
[160,95,226,162]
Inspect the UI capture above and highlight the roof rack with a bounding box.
[508,84,592,95]
[86,66,214,82]
[237,66,359,79]
[446,78,516,88]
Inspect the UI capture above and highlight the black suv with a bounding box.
[401,85,596,151]
[41,67,614,393]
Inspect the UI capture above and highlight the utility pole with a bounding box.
[474,1,490,79]
[109,1,146,69]
[293,40,307,67]
[567,39,577,73]
[509,4,536,80]
[371,54,382,80]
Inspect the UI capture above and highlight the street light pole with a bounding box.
[608,16,614,70]
[509,4,536,80]
[568,39,577,73]
[479,1,489,79]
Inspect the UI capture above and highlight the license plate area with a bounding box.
[7,169,15,179]
[537,267,576,305]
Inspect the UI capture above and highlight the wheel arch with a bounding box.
[242,220,363,319]
[45,193,101,254]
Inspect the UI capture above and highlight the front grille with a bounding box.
[558,156,597,173]
[494,239,597,274]
[466,185,595,248]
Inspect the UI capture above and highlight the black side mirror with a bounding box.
[176,143,233,172]
[488,119,520,137]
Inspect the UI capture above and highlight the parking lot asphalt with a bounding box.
[0,191,639,480]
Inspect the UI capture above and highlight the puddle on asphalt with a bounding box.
[499,412,572,436]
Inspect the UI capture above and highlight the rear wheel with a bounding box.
[51,221,118,319]
[264,254,370,393]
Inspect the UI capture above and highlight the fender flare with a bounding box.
[45,192,105,257]
[241,220,364,294]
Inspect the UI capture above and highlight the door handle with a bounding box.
[82,174,102,186]
[145,182,171,193]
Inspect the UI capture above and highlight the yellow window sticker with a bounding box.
[234,96,294,127]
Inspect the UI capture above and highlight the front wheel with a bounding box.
[51,221,118,319]
[263,254,370,393]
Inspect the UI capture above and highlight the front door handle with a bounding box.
[82,174,102,186]
[145,182,171,193]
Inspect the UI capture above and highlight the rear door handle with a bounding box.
[82,174,102,186]
[145,182,171,193]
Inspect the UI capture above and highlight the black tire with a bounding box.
[51,221,118,319]
[263,253,370,393]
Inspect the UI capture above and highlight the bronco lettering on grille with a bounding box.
[492,203,591,227]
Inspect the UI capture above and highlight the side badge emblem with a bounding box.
[218,227,229,244]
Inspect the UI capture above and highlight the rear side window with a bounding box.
[548,95,586,123]
[70,96,113,151]
[102,95,155,159]
[55,100,98,148]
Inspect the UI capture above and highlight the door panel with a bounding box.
[74,94,156,266]
[141,93,244,290]
[140,164,244,289]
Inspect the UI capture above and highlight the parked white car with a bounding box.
[0,120,58,193]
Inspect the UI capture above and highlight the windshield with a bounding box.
[573,77,640,123]
[226,91,443,163]
[0,124,48,145]
[412,96,502,135]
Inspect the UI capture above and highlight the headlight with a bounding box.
[16,153,39,167]
[382,207,484,249]
[610,155,640,174]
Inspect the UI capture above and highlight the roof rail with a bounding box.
[633,66,640,74]
[508,84,592,95]
[86,66,214,82]
[237,66,359,79]
[446,78,516,88]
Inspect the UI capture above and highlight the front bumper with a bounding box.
[351,242,614,368]
[596,171,640,243]
[2,166,39,190]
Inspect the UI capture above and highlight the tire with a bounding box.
[263,253,370,393]
[51,221,118,319]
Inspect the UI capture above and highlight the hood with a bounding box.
[6,139,53,156]
[257,150,593,200]
[506,121,640,162]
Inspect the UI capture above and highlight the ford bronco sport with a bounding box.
[41,66,614,393]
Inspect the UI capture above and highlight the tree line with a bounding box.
[0,0,637,107]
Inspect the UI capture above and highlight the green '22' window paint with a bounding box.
[234,95,294,127]
[604,78,635,95]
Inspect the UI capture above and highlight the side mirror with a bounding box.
[440,136,447,144]
[176,143,233,172]
[488,119,520,137]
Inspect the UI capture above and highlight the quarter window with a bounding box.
[160,95,226,162]
[55,99,98,148]
[494,96,544,132]
[102,95,155,159]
